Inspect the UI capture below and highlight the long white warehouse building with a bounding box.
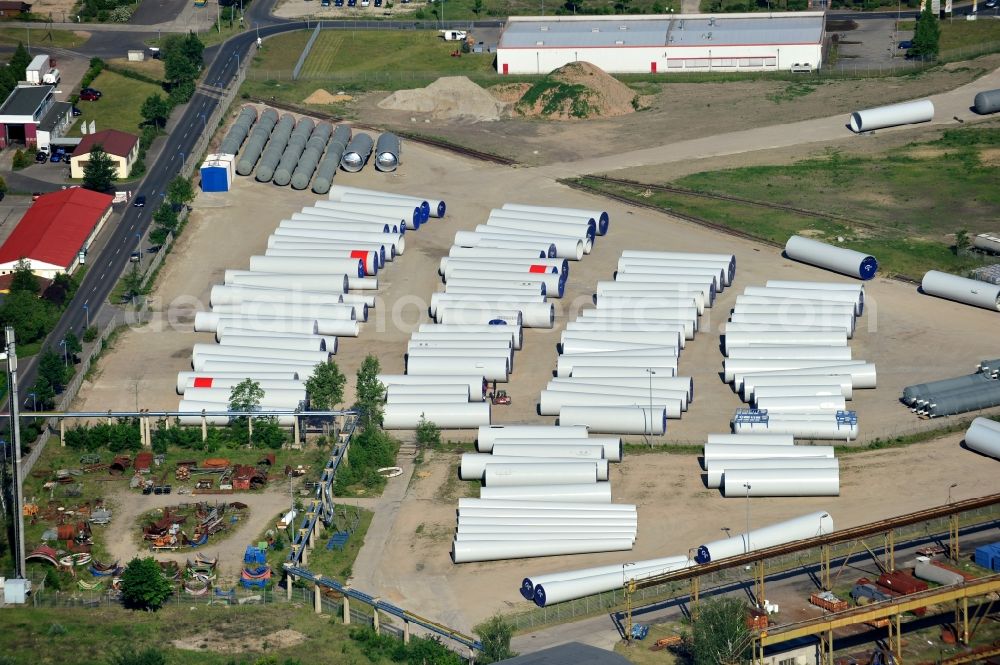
[497,12,825,75]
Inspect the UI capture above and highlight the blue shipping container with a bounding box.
[201,163,229,192]
[974,543,1000,571]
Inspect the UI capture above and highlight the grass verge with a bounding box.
[0,27,89,48]
[71,70,162,138]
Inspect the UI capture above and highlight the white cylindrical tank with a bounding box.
[329,185,445,218]
[210,285,344,308]
[724,359,867,383]
[913,561,966,587]
[580,306,699,323]
[471,226,594,254]
[444,285,547,298]
[460,455,609,482]
[408,339,512,353]
[478,437,621,461]
[541,391,683,419]
[559,405,667,435]
[532,558,693,606]
[598,295,702,315]
[478,484,612,502]
[784,236,878,280]
[732,302,856,318]
[269,239,393,262]
[275,227,405,254]
[456,505,630,520]
[618,259,727,287]
[177,400,296,426]
[191,343,328,364]
[382,402,491,429]
[378,374,486,401]
[430,294,547,319]
[694,511,834,563]
[265,247,379,275]
[729,313,854,336]
[965,417,1000,459]
[597,279,715,303]
[501,203,609,234]
[441,304,553,329]
[386,395,472,405]
[562,365,677,380]
[705,457,840,489]
[743,286,863,315]
[849,99,933,133]
[487,211,596,239]
[559,340,680,356]
[541,385,688,412]
[216,328,340,348]
[734,364,875,391]
[921,271,1000,311]
[407,346,513,365]
[551,376,693,400]
[753,385,849,401]
[723,467,840,497]
[412,329,522,350]
[216,317,359,338]
[732,415,859,440]
[175,371,299,395]
[491,444,607,460]
[726,346,852,361]
[213,301,360,322]
[450,246,550,260]
[183,386,306,406]
[477,424,589,448]
[523,554,689,602]
[455,230,585,260]
[483,462,599,486]
[457,516,630,527]
[706,433,795,445]
[198,360,320,378]
[557,355,677,378]
[455,532,633,542]
[724,330,849,349]
[457,499,631,512]
[440,255,568,277]
[220,334,329,352]
[742,374,854,400]
[385,384,472,402]
[567,319,696,341]
[313,200,421,228]
[703,444,834,465]
[223,271,350,294]
[598,288,707,310]
[405,356,509,382]
[451,539,633,564]
[248,255,364,278]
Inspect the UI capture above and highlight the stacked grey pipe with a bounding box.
[902,360,1000,417]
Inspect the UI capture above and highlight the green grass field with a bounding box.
[572,125,1000,281]
[71,70,162,138]
[897,18,1000,51]
[0,27,88,49]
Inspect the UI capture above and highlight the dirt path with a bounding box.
[101,487,294,583]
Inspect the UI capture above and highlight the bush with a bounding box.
[82,326,98,343]
[11,149,29,169]
[333,428,398,495]
[63,420,141,452]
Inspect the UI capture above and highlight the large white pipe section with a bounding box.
[216,328,341,347]
[457,516,630,528]
[724,330,849,349]
[615,266,722,290]
[405,356,509,382]
[211,285,344,308]
[220,334,330,352]
[295,206,409,229]
[551,376,693,401]
[491,444,606,461]
[274,227,405,254]
[743,286,862,315]
[199,359,321,378]
[450,246,552,260]
[334,191,441,219]
[451,539,632,564]
[695,511,834,563]
[533,558,693,606]
[335,193,428,218]
[378,374,486,400]
[478,437,622,461]
[269,237,394,261]
[729,313,854,336]
[965,417,1000,459]
[618,257,732,286]
[176,400,295,426]
[175,371,299,395]
[472,225,593,253]
[444,285,548,299]
[447,269,565,297]
[457,499,630,512]
[559,405,667,435]
[265,247,380,275]
[478,484,612,502]
[288,212,402,234]
[191,343,328,364]
[921,271,1000,311]
[556,355,678,378]
[598,291,705,313]
[215,317,359,338]
[522,554,688,600]
[386,395,472,405]
[444,276,551,294]
[248,254,365,278]
[765,280,864,293]
[487,210,596,237]
[412,329,522,351]
[733,414,859,440]
[541,386,687,414]
[706,433,794,445]
[621,249,733,272]
[579,308,699,325]
[726,346,853,361]
[502,203,609,232]
[484,463,599,487]
[492,206,599,232]
[454,231,584,260]
[733,363,876,391]
[732,303,856,319]
[183,386,306,406]
[703,444,834,465]
[385,384,472,401]
[564,365,678,379]
[213,301,361,322]
[312,200,422,229]
[724,359,867,384]
[484,219,593,244]
[443,259,558,280]
[460,455,610,481]
[457,505,628,520]
[597,279,715,303]
[559,340,680,357]
[328,185,445,217]
[407,347,514,369]
[223,271,349,294]
[184,377,305,393]
[432,306,522,328]
[753,385,849,401]
[408,339,512,353]
[742,374,854,400]
[784,236,878,281]
[455,532,633,543]
[849,99,933,133]
[723,467,840,497]
[562,330,686,350]
[705,457,839,489]
[725,323,850,339]
[440,303,554,329]
[430,293,545,317]
[566,319,695,341]
[477,424,589,448]
[382,402,491,429]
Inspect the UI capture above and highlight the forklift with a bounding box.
[487,380,511,405]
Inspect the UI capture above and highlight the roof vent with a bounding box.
[591,27,599,32]
[615,39,624,44]
[540,25,549,31]
[619,24,628,30]
[536,40,544,45]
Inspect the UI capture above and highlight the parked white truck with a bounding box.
[42,68,60,84]
[25,54,49,84]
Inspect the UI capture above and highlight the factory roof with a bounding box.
[499,12,825,49]
[39,101,71,133]
[0,84,52,118]
[72,129,139,158]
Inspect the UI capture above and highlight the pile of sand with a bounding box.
[489,82,533,104]
[377,76,505,123]
[304,88,353,104]
[516,61,644,121]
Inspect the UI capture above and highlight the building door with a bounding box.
[502,63,508,75]
[650,62,657,73]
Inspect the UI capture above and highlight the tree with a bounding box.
[183,32,205,70]
[0,64,17,103]
[954,228,970,255]
[0,175,8,194]
[82,146,117,192]
[164,47,197,86]
[11,149,29,169]
[306,361,346,411]
[120,556,172,611]
[153,203,179,232]
[0,290,57,343]
[30,376,55,411]
[64,331,83,359]
[230,378,264,412]
[415,416,440,448]
[690,597,752,665]
[909,3,940,61]
[355,354,385,429]
[167,175,195,205]
[472,0,484,13]
[476,614,517,663]
[38,347,69,389]
[122,264,143,304]
[9,258,39,295]
[140,94,170,129]
[10,42,31,81]
[107,647,167,665]
[251,419,286,449]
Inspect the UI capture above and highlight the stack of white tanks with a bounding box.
[700,433,840,497]
[723,280,876,442]
[522,511,833,607]
[180,187,445,425]
[451,425,636,563]
[544,250,732,435]
[380,202,611,430]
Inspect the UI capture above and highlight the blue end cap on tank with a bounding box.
[488,319,508,326]
[418,201,430,217]
[859,256,878,281]
[695,546,711,564]
[597,218,609,236]
[436,201,447,217]
[534,586,547,607]
[355,262,364,278]
[520,578,536,599]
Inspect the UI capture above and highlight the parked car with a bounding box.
[374,0,382,6]
[50,148,65,163]
[81,87,102,98]
[361,0,369,6]
[985,0,998,8]
[35,151,48,163]
[71,106,82,116]
[347,0,356,6]
[129,250,141,262]
[62,153,72,164]
[133,195,147,208]
[897,40,913,50]
[79,91,99,101]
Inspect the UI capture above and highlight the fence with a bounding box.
[293,22,324,81]
[505,502,1000,632]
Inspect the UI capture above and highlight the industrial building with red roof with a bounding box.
[0,188,114,279]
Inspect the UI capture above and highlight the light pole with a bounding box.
[82,302,90,329]
[645,368,656,446]
[59,338,68,366]
[743,482,752,553]
[622,561,636,643]
[948,482,958,504]
[28,392,37,411]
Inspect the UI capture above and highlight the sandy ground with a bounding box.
[100,486,293,582]
[71,61,1000,637]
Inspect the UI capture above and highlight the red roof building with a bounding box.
[0,188,114,279]
[70,129,140,180]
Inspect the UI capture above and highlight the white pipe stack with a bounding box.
[179,187,445,424]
